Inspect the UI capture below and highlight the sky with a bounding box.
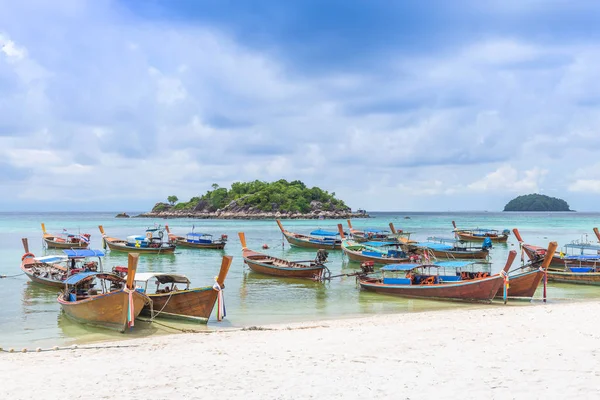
[2,0,600,212]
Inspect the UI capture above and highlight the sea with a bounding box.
[1,211,599,349]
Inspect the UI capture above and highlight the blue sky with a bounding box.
[2,0,600,211]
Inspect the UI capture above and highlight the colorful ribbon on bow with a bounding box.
[500,270,510,304]
[213,278,226,321]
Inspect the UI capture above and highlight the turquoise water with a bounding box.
[1,211,600,348]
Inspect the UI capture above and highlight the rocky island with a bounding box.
[503,193,572,212]
[138,180,369,219]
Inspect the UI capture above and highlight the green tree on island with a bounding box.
[167,195,179,206]
[503,194,572,212]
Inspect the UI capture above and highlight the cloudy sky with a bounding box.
[2,0,600,212]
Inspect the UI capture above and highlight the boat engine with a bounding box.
[315,249,329,265]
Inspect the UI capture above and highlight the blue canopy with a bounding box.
[187,232,211,237]
[63,249,105,258]
[416,242,453,251]
[434,261,476,268]
[364,228,387,233]
[362,241,398,247]
[564,243,600,251]
[64,271,102,285]
[310,229,339,237]
[381,264,419,271]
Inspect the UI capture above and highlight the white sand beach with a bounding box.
[2,301,600,399]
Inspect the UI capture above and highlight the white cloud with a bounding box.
[467,166,548,193]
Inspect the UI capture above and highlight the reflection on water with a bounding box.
[3,211,600,348]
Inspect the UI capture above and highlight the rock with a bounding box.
[115,212,130,218]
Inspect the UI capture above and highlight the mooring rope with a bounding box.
[0,343,139,353]
[0,273,25,279]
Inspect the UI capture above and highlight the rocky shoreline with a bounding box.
[134,210,369,219]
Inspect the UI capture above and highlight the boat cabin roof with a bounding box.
[133,272,190,284]
[34,255,68,264]
[427,236,462,244]
[415,242,454,251]
[363,228,387,233]
[564,243,600,251]
[65,272,123,286]
[310,229,339,237]
[187,232,211,237]
[63,249,105,258]
[382,260,476,272]
[361,241,398,247]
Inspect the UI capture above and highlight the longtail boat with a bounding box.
[358,251,517,302]
[346,220,412,243]
[165,225,227,249]
[41,223,90,249]
[99,225,176,254]
[239,232,329,280]
[339,224,415,265]
[128,255,232,322]
[276,220,341,250]
[20,238,105,289]
[407,236,491,260]
[57,253,150,332]
[494,240,558,299]
[516,227,600,269]
[451,221,509,243]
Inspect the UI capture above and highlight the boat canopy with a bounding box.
[361,241,398,247]
[127,235,148,242]
[33,255,68,264]
[65,272,101,285]
[133,272,190,284]
[381,260,476,272]
[310,229,339,237]
[564,243,600,251]
[187,232,211,237]
[364,228,386,233]
[434,261,477,268]
[415,242,454,251]
[381,264,420,271]
[63,249,105,258]
[427,236,461,244]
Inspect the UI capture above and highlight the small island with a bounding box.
[503,194,572,212]
[138,180,368,219]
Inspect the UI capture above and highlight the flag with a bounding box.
[423,250,430,262]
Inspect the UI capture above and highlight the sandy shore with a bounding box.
[2,301,600,399]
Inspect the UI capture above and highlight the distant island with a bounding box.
[503,194,572,212]
[138,180,368,219]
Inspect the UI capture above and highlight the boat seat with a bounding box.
[253,258,274,264]
[438,276,461,282]
[362,251,382,257]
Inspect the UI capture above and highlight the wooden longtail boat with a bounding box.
[276,220,341,250]
[20,238,105,289]
[515,228,600,285]
[515,227,600,270]
[239,232,329,280]
[338,224,415,265]
[41,223,90,249]
[451,221,509,243]
[57,254,150,332]
[99,225,176,254]
[165,225,227,249]
[346,220,412,243]
[494,240,558,299]
[358,251,517,302]
[407,236,490,260]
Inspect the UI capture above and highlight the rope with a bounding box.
[123,288,135,328]
[213,279,226,321]
[0,344,139,353]
[149,290,176,320]
[0,273,25,279]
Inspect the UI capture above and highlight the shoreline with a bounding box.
[134,211,371,219]
[2,300,600,398]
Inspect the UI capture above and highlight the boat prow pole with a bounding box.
[512,228,524,243]
[22,238,29,253]
[389,222,397,234]
[347,219,353,229]
[337,224,346,239]
[542,241,559,303]
[238,232,247,249]
[503,250,517,273]
[275,220,285,233]
[126,253,139,290]
[165,224,171,234]
[594,227,600,242]
[41,223,47,234]
[216,256,233,288]
[451,220,457,230]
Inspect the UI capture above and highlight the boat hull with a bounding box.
[342,246,410,265]
[495,269,544,298]
[521,245,600,269]
[21,258,66,288]
[359,276,503,302]
[143,287,218,322]
[58,290,148,332]
[546,271,600,285]
[428,249,489,260]
[44,237,89,249]
[455,232,508,243]
[174,239,226,250]
[283,233,341,250]
[104,238,176,254]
